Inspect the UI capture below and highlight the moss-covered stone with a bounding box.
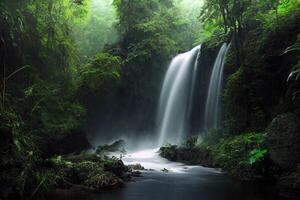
[127,163,145,171]
[49,153,128,191]
[160,143,217,167]
[266,113,300,169]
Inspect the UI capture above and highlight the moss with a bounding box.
[160,133,276,181]
[213,132,271,181]
[160,138,218,167]
[48,153,127,192]
[222,4,300,135]
[160,144,179,162]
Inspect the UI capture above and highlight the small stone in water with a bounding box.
[161,168,169,173]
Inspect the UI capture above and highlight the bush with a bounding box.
[182,136,198,150]
[214,132,271,180]
[48,153,126,191]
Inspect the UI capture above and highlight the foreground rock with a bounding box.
[266,113,300,169]
[266,113,300,199]
[49,153,129,192]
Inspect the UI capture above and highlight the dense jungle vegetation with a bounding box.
[1,0,300,199]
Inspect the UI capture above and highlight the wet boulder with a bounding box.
[128,163,145,171]
[159,145,178,161]
[266,113,300,169]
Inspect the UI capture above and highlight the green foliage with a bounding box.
[201,129,223,146]
[73,0,119,58]
[286,34,300,82]
[223,68,249,134]
[79,53,121,91]
[159,144,178,161]
[76,53,122,113]
[112,0,198,105]
[0,1,93,198]
[222,1,300,134]
[24,80,85,137]
[49,153,126,191]
[214,132,269,180]
[182,136,198,150]
[248,148,268,165]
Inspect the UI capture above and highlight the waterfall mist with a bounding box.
[89,43,230,149]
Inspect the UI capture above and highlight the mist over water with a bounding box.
[56,44,276,200]
[90,43,231,151]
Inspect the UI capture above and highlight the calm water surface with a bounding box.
[48,149,277,200]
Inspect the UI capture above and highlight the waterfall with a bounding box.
[187,45,202,121]
[203,43,230,131]
[157,45,201,146]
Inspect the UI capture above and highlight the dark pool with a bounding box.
[48,166,278,200]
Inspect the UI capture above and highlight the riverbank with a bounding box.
[47,149,280,200]
[159,130,300,200]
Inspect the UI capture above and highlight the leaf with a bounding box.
[112,71,120,78]
[248,148,267,164]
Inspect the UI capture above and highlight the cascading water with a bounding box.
[187,45,202,122]
[157,45,201,146]
[203,43,230,131]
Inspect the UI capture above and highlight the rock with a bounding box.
[161,168,169,173]
[96,140,126,154]
[131,171,142,177]
[277,165,300,200]
[103,158,127,177]
[159,145,178,161]
[266,113,300,169]
[52,154,128,191]
[160,145,218,167]
[128,163,145,171]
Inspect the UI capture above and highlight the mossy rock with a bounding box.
[160,145,178,161]
[50,154,128,191]
[128,163,145,171]
[266,113,300,169]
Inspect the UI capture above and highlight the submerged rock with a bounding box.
[266,113,300,169]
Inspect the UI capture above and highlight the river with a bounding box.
[48,148,277,200]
